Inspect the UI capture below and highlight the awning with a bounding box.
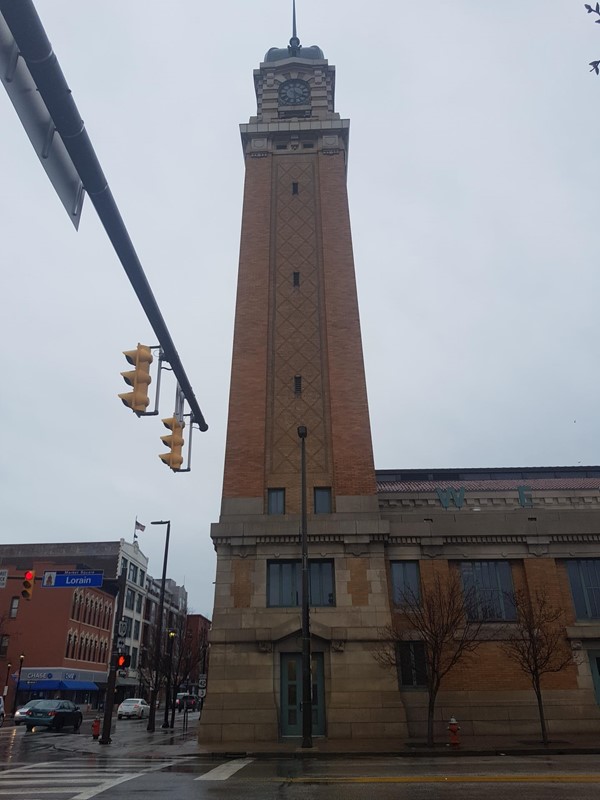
[60,680,98,691]
[25,680,61,691]
[24,679,98,692]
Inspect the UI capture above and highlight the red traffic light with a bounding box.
[24,570,34,581]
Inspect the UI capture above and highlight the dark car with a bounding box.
[175,693,199,711]
[14,699,43,726]
[22,699,82,732]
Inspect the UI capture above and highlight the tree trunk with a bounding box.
[533,678,548,746]
[427,690,437,746]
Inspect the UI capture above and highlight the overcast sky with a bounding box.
[0,2,598,617]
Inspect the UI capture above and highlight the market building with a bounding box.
[199,19,600,745]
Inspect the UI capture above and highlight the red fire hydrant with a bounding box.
[448,716,460,748]
[91,717,101,740]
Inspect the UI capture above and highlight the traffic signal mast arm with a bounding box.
[0,0,208,432]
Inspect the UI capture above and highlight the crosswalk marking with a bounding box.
[195,758,254,781]
[0,756,189,800]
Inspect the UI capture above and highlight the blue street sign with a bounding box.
[41,570,104,588]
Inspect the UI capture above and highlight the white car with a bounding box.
[117,698,150,719]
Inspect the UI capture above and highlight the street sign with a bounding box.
[0,570,7,589]
[117,638,125,651]
[198,678,207,690]
[41,570,104,588]
[198,689,206,699]
[118,620,127,637]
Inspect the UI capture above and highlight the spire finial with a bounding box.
[289,0,301,55]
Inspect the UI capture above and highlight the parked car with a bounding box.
[175,693,199,711]
[14,700,43,726]
[22,699,82,732]
[117,698,150,719]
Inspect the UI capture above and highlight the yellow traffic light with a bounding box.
[21,569,35,600]
[118,344,153,416]
[159,417,185,471]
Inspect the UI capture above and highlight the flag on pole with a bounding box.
[135,520,146,532]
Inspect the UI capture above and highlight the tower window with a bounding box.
[294,375,302,395]
[268,488,285,515]
[314,487,332,514]
[293,272,300,287]
[292,182,299,195]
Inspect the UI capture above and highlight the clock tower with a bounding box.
[199,15,406,744]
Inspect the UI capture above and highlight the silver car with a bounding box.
[117,698,150,719]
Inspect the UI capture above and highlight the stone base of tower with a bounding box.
[198,637,409,745]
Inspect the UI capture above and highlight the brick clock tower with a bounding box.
[199,19,406,743]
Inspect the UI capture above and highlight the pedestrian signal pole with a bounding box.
[99,568,126,745]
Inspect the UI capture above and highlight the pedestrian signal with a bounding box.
[116,653,131,669]
[118,344,153,415]
[21,570,35,600]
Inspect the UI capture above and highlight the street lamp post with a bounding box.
[162,630,175,729]
[11,654,24,716]
[147,520,171,732]
[3,662,11,703]
[298,425,312,748]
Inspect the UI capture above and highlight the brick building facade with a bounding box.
[199,27,600,744]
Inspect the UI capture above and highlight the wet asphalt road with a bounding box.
[1,720,600,799]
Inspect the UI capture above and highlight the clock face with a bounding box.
[279,80,310,106]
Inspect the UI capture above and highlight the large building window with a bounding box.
[460,561,516,621]
[314,487,332,514]
[125,588,135,611]
[267,560,335,607]
[397,641,427,688]
[267,488,285,515]
[133,619,141,641]
[390,562,420,606]
[123,615,133,637]
[567,559,600,619]
[136,593,143,614]
[128,563,138,583]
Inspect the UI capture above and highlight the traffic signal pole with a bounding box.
[0,0,208,432]
[99,568,126,745]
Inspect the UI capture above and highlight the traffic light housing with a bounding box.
[21,570,35,600]
[159,416,185,471]
[118,343,153,415]
[116,653,131,668]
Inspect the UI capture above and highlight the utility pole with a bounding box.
[298,425,312,748]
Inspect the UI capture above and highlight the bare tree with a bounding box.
[501,588,577,746]
[374,570,487,746]
[586,3,600,73]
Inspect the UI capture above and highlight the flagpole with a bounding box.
[133,516,138,541]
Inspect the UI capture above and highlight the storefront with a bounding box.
[18,668,107,709]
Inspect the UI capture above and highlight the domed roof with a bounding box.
[264,39,325,63]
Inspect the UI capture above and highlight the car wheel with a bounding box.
[118,715,122,720]
[54,719,64,732]
[73,716,81,732]
[25,725,33,732]
[0,713,4,728]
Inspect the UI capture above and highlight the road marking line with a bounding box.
[285,775,600,784]
[195,758,254,781]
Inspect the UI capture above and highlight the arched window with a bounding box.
[65,632,72,659]
[71,594,77,620]
[71,634,77,660]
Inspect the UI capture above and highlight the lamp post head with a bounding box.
[151,520,170,526]
[297,425,307,439]
[19,654,24,662]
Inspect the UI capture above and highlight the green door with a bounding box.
[280,652,325,737]
[589,651,600,704]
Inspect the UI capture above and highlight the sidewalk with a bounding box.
[53,719,600,759]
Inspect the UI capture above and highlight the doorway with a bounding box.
[280,652,325,737]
